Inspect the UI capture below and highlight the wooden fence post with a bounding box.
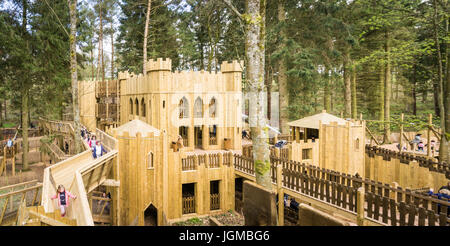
[277,164,284,226]
[357,187,365,226]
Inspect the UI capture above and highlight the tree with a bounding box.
[143,0,152,74]
[68,0,83,153]
[223,0,271,189]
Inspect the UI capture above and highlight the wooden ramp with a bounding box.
[38,119,118,226]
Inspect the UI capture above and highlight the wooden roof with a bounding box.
[287,110,351,129]
[115,119,160,137]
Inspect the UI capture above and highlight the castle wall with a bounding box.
[118,58,243,151]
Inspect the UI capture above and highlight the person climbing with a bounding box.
[51,184,76,217]
[93,141,107,159]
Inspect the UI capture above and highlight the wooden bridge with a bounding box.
[22,119,118,226]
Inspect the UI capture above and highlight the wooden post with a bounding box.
[399,113,404,152]
[427,114,432,157]
[276,164,284,226]
[12,147,15,176]
[390,182,398,201]
[356,187,365,226]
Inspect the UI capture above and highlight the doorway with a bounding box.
[144,204,158,226]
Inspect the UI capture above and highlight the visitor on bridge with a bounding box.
[89,135,97,148]
[6,138,13,148]
[93,141,107,159]
[51,185,77,217]
[418,141,424,152]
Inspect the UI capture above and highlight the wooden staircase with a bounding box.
[18,206,77,226]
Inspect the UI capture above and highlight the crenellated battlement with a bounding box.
[118,71,130,80]
[220,60,244,73]
[145,58,172,72]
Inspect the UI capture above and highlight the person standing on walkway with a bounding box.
[51,185,76,217]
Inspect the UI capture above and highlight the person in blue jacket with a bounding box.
[92,141,107,159]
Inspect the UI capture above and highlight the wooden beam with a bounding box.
[101,179,120,187]
[27,209,69,226]
[365,127,380,145]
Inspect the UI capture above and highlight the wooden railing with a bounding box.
[366,145,450,178]
[209,137,217,146]
[233,154,450,226]
[210,193,220,210]
[95,128,118,151]
[182,155,196,171]
[209,153,220,168]
[0,181,42,225]
[182,196,195,214]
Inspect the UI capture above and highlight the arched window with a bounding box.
[194,97,203,118]
[135,98,139,116]
[179,97,189,119]
[355,138,360,150]
[129,98,133,115]
[209,98,216,118]
[141,98,146,117]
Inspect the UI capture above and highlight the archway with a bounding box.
[144,204,158,226]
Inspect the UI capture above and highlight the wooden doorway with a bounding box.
[144,204,158,226]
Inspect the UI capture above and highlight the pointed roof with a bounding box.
[115,119,160,137]
[287,110,351,129]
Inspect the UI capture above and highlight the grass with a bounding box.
[1,122,16,128]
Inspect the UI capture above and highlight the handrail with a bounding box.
[95,128,118,151]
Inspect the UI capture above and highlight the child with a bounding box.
[418,141,424,152]
[51,185,76,217]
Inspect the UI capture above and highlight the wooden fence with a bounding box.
[0,181,42,225]
[209,137,217,146]
[182,196,195,214]
[233,154,450,226]
[210,193,220,210]
[209,154,220,168]
[366,145,450,178]
[181,155,196,171]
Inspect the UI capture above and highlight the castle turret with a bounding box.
[221,60,243,92]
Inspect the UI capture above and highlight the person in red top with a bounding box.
[51,184,77,217]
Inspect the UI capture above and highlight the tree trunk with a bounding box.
[383,31,391,144]
[278,0,289,134]
[433,0,448,162]
[343,52,351,118]
[99,1,104,82]
[143,0,152,74]
[324,68,331,112]
[21,0,29,171]
[0,99,3,127]
[69,0,83,154]
[379,65,384,125]
[351,64,357,119]
[21,87,29,170]
[246,0,271,189]
[412,65,417,115]
[111,22,114,79]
